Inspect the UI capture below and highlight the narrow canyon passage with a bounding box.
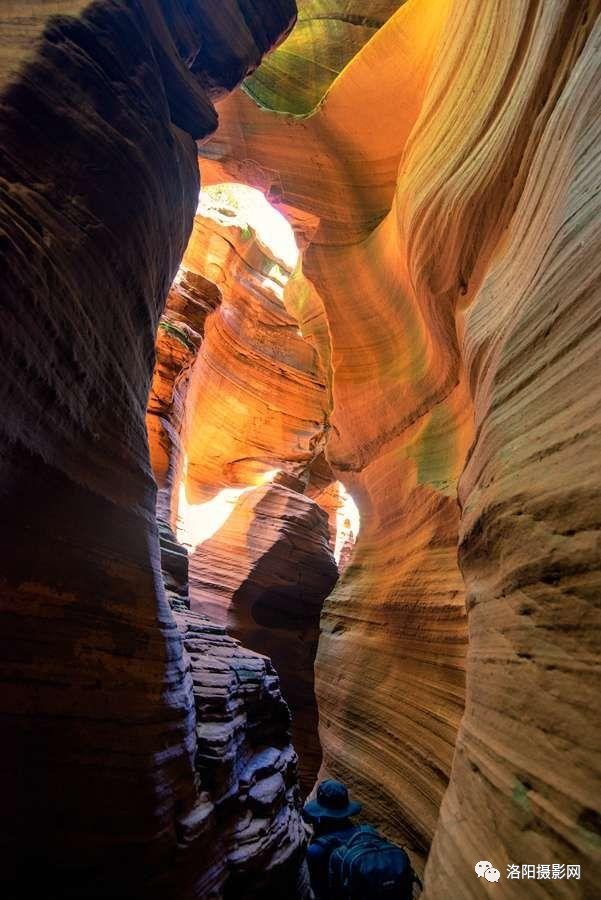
[1,2,600,899]
[146,183,349,793]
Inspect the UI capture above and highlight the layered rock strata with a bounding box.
[3,0,600,897]
[243,0,408,115]
[173,609,309,899]
[159,522,191,612]
[189,482,338,791]
[200,0,470,866]
[425,12,601,897]
[0,1,296,896]
[199,0,601,889]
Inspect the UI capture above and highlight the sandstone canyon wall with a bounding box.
[200,0,471,868]
[199,0,601,891]
[2,0,601,898]
[147,206,339,793]
[0,2,300,898]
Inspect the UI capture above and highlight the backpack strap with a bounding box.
[313,832,345,854]
[342,825,379,849]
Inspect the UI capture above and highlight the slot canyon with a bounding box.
[0,1,599,898]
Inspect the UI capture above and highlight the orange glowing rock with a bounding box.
[179,203,329,503]
[148,191,340,794]
[199,0,469,866]
[198,1,601,891]
[147,272,221,530]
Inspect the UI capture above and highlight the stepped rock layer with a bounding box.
[172,609,309,899]
[199,0,601,887]
[0,1,296,897]
[189,483,338,792]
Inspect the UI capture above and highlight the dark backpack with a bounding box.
[328,825,416,899]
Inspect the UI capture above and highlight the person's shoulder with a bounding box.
[307,840,327,861]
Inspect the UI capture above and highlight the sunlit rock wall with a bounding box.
[0,1,297,896]
[424,9,601,896]
[199,0,601,888]
[148,271,221,531]
[180,210,329,500]
[243,0,408,115]
[199,0,468,868]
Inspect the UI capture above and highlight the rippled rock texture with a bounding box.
[148,271,221,531]
[0,1,297,897]
[3,0,601,897]
[200,0,601,891]
[200,0,470,868]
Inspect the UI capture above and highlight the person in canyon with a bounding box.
[303,780,362,897]
[304,779,418,898]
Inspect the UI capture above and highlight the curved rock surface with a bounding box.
[200,0,469,867]
[189,482,338,792]
[199,0,601,888]
[243,0,407,114]
[0,1,297,897]
[426,13,601,897]
[180,208,329,501]
[3,0,601,897]
[148,271,221,531]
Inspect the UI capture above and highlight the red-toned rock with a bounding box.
[199,0,601,889]
[0,1,297,897]
[4,1,601,898]
[180,210,329,501]
[148,271,221,531]
[148,205,337,795]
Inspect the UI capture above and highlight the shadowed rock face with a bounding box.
[170,609,309,899]
[199,0,601,891]
[189,483,338,793]
[0,1,297,897]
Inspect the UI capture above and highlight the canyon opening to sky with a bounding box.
[1,2,600,900]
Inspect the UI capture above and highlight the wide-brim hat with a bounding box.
[304,779,362,820]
